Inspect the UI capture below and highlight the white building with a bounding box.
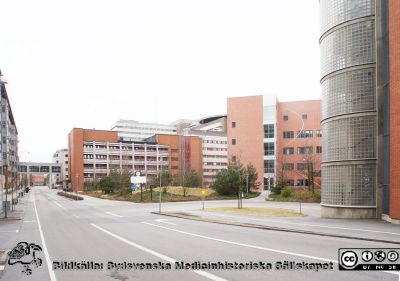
[111,120,177,142]
[52,149,69,184]
[82,141,169,181]
[263,97,277,191]
[184,116,228,186]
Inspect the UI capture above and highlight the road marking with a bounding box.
[73,215,80,219]
[0,230,18,233]
[91,223,227,281]
[54,201,67,210]
[143,222,335,262]
[23,220,35,223]
[0,265,4,271]
[143,222,398,276]
[33,191,57,281]
[105,212,124,218]
[155,219,177,226]
[204,212,400,236]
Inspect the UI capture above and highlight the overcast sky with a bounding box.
[0,0,320,162]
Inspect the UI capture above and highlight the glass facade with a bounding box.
[322,164,376,206]
[320,0,376,208]
[322,68,376,119]
[321,20,375,78]
[320,0,375,35]
[322,115,376,161]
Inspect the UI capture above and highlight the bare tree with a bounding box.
[296,152,321,195]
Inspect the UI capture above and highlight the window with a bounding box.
[302,114,308,120]
[314,170,321,177]
[297,130,313,138]
[298,146,313,154]
[297,179,309,186]
[232,139,236,145]
[316,146,322,153]
[232,122,236,128]
[264,124,274,138]
[283,115,288,121]
[297,163,311,171]
[283,163,294,171]
[316,129,322,137]
[232,156,237,162]
[283,147,294,155]
[283,131,294,139]
[264,160,274,173]
[264,142,274,156]
[286,179,294,186]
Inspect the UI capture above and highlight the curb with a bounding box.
[151,212,400,245]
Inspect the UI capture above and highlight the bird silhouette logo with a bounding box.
[7,242,43,275]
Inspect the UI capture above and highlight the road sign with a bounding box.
[201,189,206,196]
[131,176,146,184]
[131,185,138,191]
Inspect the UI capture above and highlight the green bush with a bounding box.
[281,187,293,198]
[272,180,286,195]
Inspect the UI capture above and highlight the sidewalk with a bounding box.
[0,191,29,220]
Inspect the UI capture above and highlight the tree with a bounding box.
[244,163,259,193]
[156,170,172,193]
[181,169,201,197]
[297,153,320,195]
[98,169,132,195]
[212,160,244,196]
[273,153,291,195]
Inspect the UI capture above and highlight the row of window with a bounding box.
[283,114,309,121]
[203,140,227,144]
[203,155,227,159]
[84,145,168,152]
[285,179,309,187]
[203,148,228,151]
[283,146,322,155]
[283,163,322,172]
[203,162,227,166]
[283,130,322,139]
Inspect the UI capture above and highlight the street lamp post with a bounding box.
[159,170,162,213]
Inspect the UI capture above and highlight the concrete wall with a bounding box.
[227,95,264,189]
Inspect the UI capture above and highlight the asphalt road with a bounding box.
[0,186,399,281]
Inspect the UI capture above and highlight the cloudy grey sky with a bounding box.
[0,0,320,162]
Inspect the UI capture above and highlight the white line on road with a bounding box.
[155,219,177,226]
[0,265,4,271]
[204,212,400,237]
[33,191,58,281]
[142,222,398,276]
[54,201,67,210]
[0,230,18,233]
[105,212,124,218]
[23,220,35,223]
[142,222,335,262]
[91,223,227,281]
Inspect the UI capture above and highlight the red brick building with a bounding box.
[276,100,322,188]
[227,95,322,191]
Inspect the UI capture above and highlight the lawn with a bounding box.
[205,207,305,217]
[268,188,321,203]
[84,187,260,203]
